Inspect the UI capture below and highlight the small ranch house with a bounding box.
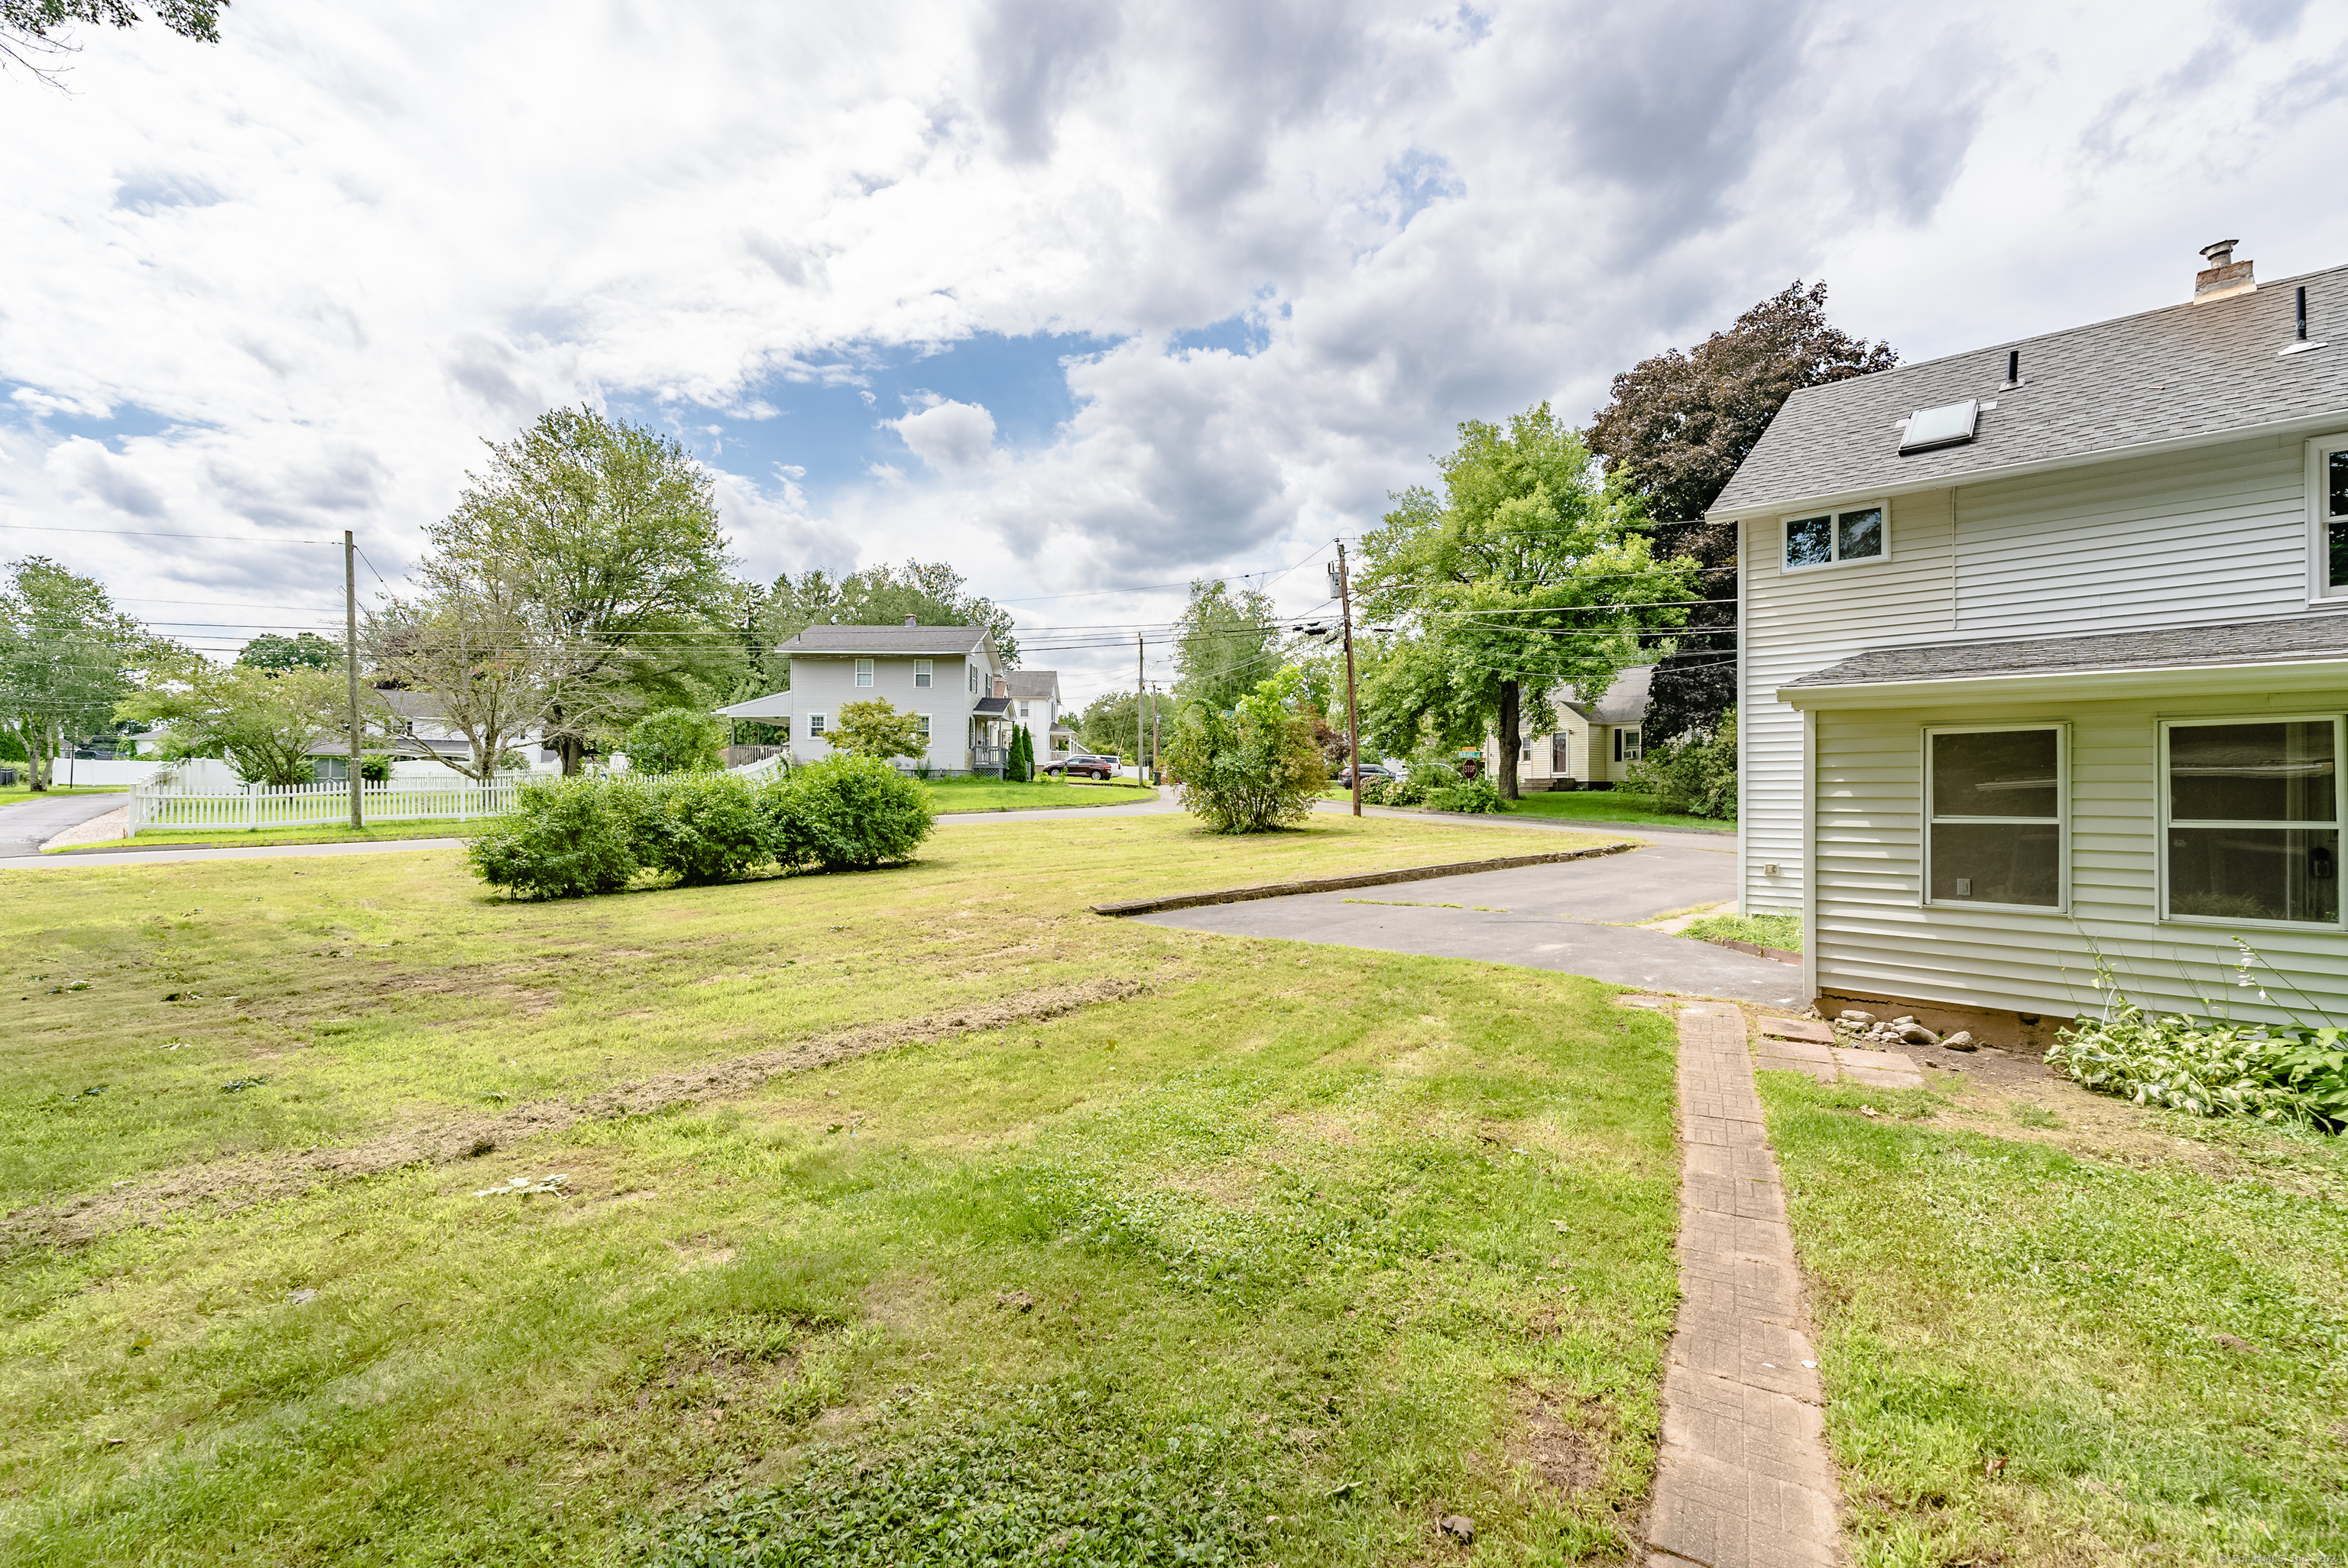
[1715,241,2348,1043]
[1484,665,1654,789]
[716,620,1023,776]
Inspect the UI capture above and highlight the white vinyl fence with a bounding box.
[129,772,539,833]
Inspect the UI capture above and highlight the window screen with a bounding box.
[1928,728,2061,906]
[1785,506,1885,568]
[914,659,932,688]
[2330,451,2347,590]
[1785,514,1832,567]
[2165,720,2340,924]
[855,659,874,688]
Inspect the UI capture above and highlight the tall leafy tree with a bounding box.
[756,560,1018,680]
[420,407,736,774]
[365,585,551,782]
[1587,281,1896,739]
[237,631,339,671]
[0,557,155,791]
[1075,690,1139,760]
[1172,578,1281,713]
[1359,404,1698,799]
[119,662,344,786]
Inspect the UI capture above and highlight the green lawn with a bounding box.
[1498,790,1730,833]
[0,814,1673,1566]
[0,784,126,807]
[1679,912,1801,953]
[1762,1071,2348,1566]
[59,818,478,852]
[922,776,1156,812]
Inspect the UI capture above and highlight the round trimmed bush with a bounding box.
[467,776,641,899]
[634,773,780,884]
[768,753,936,870]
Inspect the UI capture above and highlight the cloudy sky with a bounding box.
[5,0,2346,702]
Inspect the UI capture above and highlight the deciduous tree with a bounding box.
[420,407,735,774]
[237,631,339,671]
[1172,578,1280,713]
[365,587,550,783]
[2,0,222,81]
[0,557,154,791]
[1163,667,1328,834]
[624,707,726,775]
[120,662,344,786]
[1587,282,1895,739]
[831,697,926,763]
[757,561,1017,679]
[1359,405,1697,799]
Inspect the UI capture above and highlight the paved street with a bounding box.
[1133,837,1806,1006]
[0,792,131,860]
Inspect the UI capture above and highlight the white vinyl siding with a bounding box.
[1954,435,2308,636]
[1741,490,1956,913]
[1808,691,2348,1029]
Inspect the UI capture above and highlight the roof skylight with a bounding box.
[1898,398,1980,455]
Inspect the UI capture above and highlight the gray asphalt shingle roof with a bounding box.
[1711,261,2348,517]
[1004,670,1060,700]
[1785,614,2348,688]
[778,625,991,656]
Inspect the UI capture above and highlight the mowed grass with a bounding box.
[1758,1071,2348,1566]
[63,818,477,851]
[1499,791,1730,833]
[0,813,1675,1565]
[921,776,1155,812]
[0,784,125,805]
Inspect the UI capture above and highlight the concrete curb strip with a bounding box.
[1705,936,1805,967]
[1088,841,1640,916]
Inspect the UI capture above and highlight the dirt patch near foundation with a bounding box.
[7,978,1152,1248]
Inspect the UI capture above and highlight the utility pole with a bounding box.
[1331,543,1363,816]
[1135,633,1148,782]
[344,530,362,829]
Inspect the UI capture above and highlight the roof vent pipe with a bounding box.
[2281,282,2330,357]
[2003,348,2021,387]
[2194,238,2256,302]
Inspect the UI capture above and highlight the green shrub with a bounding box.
[1426,777,1503,813]
[1357,776,1393,805]
[625,707,727,776]
[637,773,779,885]
[2048,1006,2346,1128]
[1162,669,1328,834]
[1625,708,1738,820]
[770,753,936,870]
[832,698,927,763]
[465,776,641,900]
[358,753,394,782]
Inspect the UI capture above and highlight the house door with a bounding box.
[1551,734,1570,776]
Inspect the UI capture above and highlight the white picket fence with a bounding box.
[128,773,539,833]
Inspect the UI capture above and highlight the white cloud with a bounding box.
[1,0,2345,701]
[892,398,999,471]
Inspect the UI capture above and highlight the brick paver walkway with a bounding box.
[1642,999,1844,1568]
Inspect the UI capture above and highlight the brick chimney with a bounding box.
[2195,239,2256,303]
[992,677,1007,698]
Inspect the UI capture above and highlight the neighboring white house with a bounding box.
[308,688,562,779]
[715,620,1019,776]
[1004,670,1078,758]
[1482,665,1653,789]
[1712,240,2348,1042]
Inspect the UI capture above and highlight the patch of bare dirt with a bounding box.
[7,977,1152,1249]
[1506,1385,1611,1496]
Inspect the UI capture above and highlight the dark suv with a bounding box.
[1044,752,1123,781]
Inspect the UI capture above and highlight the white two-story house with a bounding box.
[1714,241,2348,1045]
[1004,670,1077,759]
[716,620,1020,776]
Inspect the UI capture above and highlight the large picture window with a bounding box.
[1783,501,1887,571]
[1925,727,2064,909]
[2163,718,2341,926]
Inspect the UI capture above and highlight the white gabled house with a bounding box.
[1004,670,1077,759]
[1714,241,2348,1045]
[1484,665,1654,790]
[716,620,1026,776]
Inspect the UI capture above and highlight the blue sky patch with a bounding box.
[625,329,1120,494]
[1170,312,1272,358]
[4,385,196,449]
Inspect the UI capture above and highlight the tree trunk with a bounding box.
[25,724,50,792]
[1497,680,1520,800]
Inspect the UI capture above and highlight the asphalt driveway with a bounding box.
[0,792,130,860]
[1134,836,1806,1006]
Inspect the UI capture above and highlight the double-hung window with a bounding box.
[806,712,828,739]
[855,658,874,688]
[915,714,932,740]
[2311,437,2348,601]
[2162,718,2341,926]
[1783,501,1888,571]
[913,659,932,688]
[969,664,980,694]
[1925,727,2064,909]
